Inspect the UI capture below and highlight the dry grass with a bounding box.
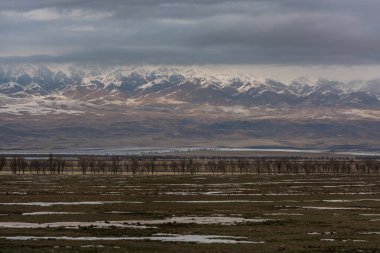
[0,174,379,252]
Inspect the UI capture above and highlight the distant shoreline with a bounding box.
[0,147,379,157]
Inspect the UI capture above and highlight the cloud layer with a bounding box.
[0,0,379,65]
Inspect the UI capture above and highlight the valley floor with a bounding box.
[0,174,379,252]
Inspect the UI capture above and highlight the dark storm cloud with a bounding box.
[0,0,379,65]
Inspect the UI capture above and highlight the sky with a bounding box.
[1,0,380,80]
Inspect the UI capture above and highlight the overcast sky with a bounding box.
[1,0,380,79]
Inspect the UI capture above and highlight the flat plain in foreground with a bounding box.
[0,174,379,252]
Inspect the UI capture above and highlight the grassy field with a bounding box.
[0,174,379,252]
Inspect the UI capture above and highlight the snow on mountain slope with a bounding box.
[0,94,87,115]
[361,79,380,99]
[0,64,380,114]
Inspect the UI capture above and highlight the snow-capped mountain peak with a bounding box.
[1,64,380,108]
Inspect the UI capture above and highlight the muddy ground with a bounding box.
[0,174,379,252]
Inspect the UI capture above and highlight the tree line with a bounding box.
[0,155,380,175]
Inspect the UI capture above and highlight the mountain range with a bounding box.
[1,64,380,108]
[1,64,380,151]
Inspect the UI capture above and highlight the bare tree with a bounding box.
[79,158,89,175]
[148,158,156,175]
[9,158,17,174]
[55,158,66,174]
[30,160,40,174]
[0,157,6,172]
[96,159,106,174]
[131,158,139,176]
[9,157,28,174]
[111,156,121,174]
